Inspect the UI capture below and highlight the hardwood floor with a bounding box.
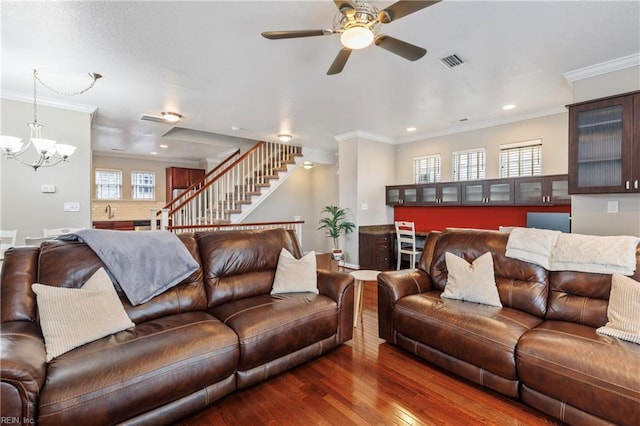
[178,279,561,426]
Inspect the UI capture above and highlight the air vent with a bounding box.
[140,114,165,123]
[439,54,465,69]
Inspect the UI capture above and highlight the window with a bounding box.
[131,171,155,200]
[414,154,441,183]
[500,139,542,177]
[95,169,122,199]
[452,148,486,181]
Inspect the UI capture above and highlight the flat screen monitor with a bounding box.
[526,212,571,233]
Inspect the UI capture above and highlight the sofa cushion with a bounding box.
[442,252,501,307]
[430,229,549,317]
[210,293,337,371]
[37,312,239,425]
[517,320,640,425]
[393,290,542,379]
[597,273,640,344]
[32,267,134,361]
[271,248,318,295]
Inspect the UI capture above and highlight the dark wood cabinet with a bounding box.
[514,174,570,205]
[568,91,640,194]
[385,185,419,206]
[359,226,395,271]
[92,220,135,231]
[461,178,514,205]
[166,167,206,202]
[419,182,461,205]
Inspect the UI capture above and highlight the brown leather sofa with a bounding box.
[378,228,640,426]
[0,228,354,425]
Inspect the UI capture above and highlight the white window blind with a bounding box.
[131,171,156,200]
[452,148,485,181]
[95,169,122,199]
[500,139,542,177]
[413,154,441,183]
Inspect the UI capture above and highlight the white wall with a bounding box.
[570,65,640,236]
[244,163,339,253]
[395,112,569,184]
[1,98,92,244]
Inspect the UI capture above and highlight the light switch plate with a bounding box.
[607,200,619,213]
[64,202,80,212]
[41,184,56,193]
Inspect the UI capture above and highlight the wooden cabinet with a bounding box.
[461,178,514,205]
[419,182,461,205]
[568,91,640,194]
[359,226,395,271]
[92,221,135,231]
[385,185,419,206]
[514,174,570,205]
[166,167,206,201]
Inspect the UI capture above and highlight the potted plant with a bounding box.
[318,205,356,260]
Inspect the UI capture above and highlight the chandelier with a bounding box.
[0,69,101,171]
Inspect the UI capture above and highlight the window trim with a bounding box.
[95,168,123,200]
[413,154,442,184]
[131,170,156,201]
[451,147,486,181]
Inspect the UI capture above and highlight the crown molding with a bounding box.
[2,90,97,114]
[334,130,396,144]
[563,53,640,82]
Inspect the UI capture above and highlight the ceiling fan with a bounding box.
[261,1,440,75]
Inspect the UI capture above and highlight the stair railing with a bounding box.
[163,141,301,230]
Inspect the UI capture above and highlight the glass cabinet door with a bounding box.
[420,186,437,204]
[462,183,484,204]
[487,181,513,204]
[440,184,460,204]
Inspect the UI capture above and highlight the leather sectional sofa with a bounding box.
[378,228,640,426]
[0,228,354,425]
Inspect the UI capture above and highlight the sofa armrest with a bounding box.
[317,270,354,343]
[377,269,433,342]
[1,321,47,424]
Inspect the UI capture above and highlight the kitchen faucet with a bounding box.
[105,204,114,219]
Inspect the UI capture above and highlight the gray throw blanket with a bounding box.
[57,229,199,306]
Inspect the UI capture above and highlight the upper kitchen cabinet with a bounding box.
[461,178,514,205]
[419,182,461,205]
[166,167,205,202]
[514,174,570,205]
[386,185,419,206]
[568,91,640,194]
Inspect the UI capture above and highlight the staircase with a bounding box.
[161,141,302,231]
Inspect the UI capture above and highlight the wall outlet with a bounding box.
[607,200,619,213]
[64,202,81,212]
[41,184,56,193]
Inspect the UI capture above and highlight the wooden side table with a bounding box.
[350,269,380,327]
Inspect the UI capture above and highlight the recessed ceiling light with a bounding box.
[150,151,158,155]
[159,144,168,149]
[161,111,182,123]
[278,134,292,143]
[231,126,246,131]
[502,104,516,110]
[406,126,417,132]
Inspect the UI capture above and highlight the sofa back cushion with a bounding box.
[196,228,302,309]
[546,244,640,326]
[22,234,207,325]
[430,229,549,318]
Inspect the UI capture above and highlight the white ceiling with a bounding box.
[2,1,639,163]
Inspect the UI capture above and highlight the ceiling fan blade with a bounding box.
[261,30,332,40]
[378,1,440,24]
[374,35,426,61]
[327,48,352,75]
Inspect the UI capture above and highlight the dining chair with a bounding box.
[395,221,423,270]
[1,229,18,260]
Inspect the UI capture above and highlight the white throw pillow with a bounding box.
[597,274,640,344]
[32,268,135,362]
[271,248,318,295]
[442,252,502,307]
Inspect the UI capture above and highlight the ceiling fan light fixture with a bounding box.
[278,134,292,143]
[340,26,374,49]
[161,111,182,123]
